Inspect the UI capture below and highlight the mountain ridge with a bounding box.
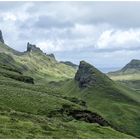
[0,30,76,81]
[0,30,140,138]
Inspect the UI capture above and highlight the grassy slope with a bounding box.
[108,60,140,91]
[0,43,134,138]
[0,42,76,82]
[60,77,140,138]
[0,75,133,138]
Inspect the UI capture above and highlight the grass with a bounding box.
[0,42,76,81]
[60,79,140,138]
[0,75,134,138]
[0,42,139,138]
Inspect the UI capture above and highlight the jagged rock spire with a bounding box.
[27,42,43,53]
[75,61,112,88]
[0,30,4,43]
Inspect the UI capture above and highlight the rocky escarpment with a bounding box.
[27,42,43,53]
[46,53,56,59]
[75,61,112,88]
[0,30,4,43]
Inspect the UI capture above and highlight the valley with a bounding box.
[0,30,140,138]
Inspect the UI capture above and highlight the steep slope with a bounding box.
[18,43,76,81]
[61,61,140,138]
[0,30,135,138]
[0,68,134,138]
[0,31,76,81]
[75,61,112,88]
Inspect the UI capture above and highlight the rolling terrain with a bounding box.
[108,59,140,92]
[60,61,140,138]
[0,30,139,138]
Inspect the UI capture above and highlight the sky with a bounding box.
[0,1,140,72]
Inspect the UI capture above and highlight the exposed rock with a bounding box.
[60,61,78,69]
[48,104,110,127]
[27,42,43,53]
[46,53,55,59]
[75,61,112,88]
[68,110,110,126]
[0,30,4,43]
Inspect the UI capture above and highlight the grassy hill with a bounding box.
[108,59,140,92]
[60,61,140,138]
[0,31,139,138]
[0,42,76,82]
[0,66,133,138]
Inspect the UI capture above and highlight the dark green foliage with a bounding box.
[0,53,28,73]
[63,97,86,107]
[0,71,34,84]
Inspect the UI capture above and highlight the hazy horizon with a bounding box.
[1,1,140,72]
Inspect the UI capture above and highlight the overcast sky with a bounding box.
[1,1,140,72]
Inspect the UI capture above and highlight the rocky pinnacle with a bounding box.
[0,30,4,43]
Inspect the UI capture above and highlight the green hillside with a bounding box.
[0,31,139,138]
[0,41,76,82]
[61,61,140,138]
[0,63,134,138]
[108,59,140,91]
[108,59,140,80]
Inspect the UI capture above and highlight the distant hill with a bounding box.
[0,31,76,82]
[107,59,140,81]
[108,59,140,76]
[60,61,78,69]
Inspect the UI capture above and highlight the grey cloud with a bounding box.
[25,1,140,28]
[1,1,140,71]
[34,15,74,29]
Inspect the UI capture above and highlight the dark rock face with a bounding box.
[46,53,55,59]
[75,61,112,88]
[48,104,110,127]
[27,42,43,53]
[0,30,4,43]
[68,110,110,126]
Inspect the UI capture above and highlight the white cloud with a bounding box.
[1,1,140,71]
[97,28,140,50]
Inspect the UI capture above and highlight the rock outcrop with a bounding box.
[46,53,55,59]
[27,42,43,53]
[75,61,112,88]
[0,30,4,43]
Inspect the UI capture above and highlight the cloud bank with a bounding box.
[0,1,140,71]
